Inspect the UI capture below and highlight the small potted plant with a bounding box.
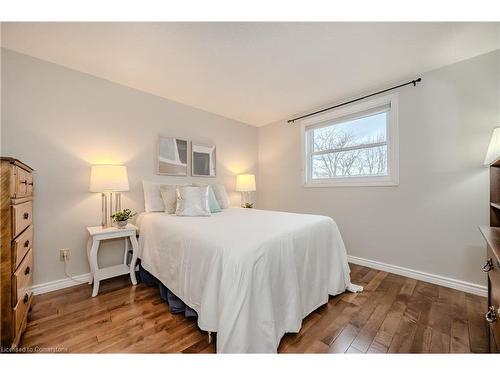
[111,208,136,228]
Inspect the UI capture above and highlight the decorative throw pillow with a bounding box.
[192,183,221,213]
[143,181,191,213]
[175,185,211,217]
[211,184,230,209]
[142,180,165,212]
[159,185,178,214]
[207,186,221,213]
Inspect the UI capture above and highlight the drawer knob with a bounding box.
[25,266,30,275]
[28,182,33,186]
[486,306,498,323]
[20,180,27,185]
[23,212,29,219]
[23,294,29,304]
[24,240,30,248]
[483,258,494,272]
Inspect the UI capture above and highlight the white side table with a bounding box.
[86,224,139,297]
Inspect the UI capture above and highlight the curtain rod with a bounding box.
[287,78,422,124]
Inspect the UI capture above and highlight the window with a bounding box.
[303,94,398,187]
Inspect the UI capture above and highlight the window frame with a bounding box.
[302,93,399,188]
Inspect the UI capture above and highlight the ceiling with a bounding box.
[2,22,499,126]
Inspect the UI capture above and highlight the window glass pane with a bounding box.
[312,145,388,179]
[312,112,387,152]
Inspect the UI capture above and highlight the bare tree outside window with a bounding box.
[309,111,388,179]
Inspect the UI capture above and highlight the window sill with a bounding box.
[303,179,399,188]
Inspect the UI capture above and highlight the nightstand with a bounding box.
[86,224,138,297]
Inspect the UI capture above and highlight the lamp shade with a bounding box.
[236,174,256,192]
[89,165,129,192]
[484,127,500,166]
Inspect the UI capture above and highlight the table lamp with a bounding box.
[90,165,129,227]
[236,174,256,208]
[484,127,500,166]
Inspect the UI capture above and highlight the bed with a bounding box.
[137,207,362,353]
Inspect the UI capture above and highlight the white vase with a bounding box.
[117,220,128,228]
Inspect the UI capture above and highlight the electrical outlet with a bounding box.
[59,249,70,262]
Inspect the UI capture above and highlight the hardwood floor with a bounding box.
[20,264,489,353]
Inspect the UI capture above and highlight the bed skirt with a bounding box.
[138,262,198,318]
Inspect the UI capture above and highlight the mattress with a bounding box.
[137,207,361,353]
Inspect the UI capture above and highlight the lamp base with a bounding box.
[101,192,109,228]
[240,192,254,208]
[101,192,122,227]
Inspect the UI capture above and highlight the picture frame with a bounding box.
[191,140,216,177]
[157,136,188,176]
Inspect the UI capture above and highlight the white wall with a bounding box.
[258,50,500,287]
[1,49,258,285]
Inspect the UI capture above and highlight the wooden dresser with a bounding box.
[1,157,34,348]
[479,158,500,353]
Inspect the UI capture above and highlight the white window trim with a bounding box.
[301,93,399,188]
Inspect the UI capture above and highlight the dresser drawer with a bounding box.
[488,280,500,352]
[12,292,32,342]
[12,225,33,270]
[487,245,500,352]
[26,172,33,196]
[12,248,33,307]
[13,166,33,198]
[12,201,33,238]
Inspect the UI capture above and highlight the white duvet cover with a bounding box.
[138,207,361,353]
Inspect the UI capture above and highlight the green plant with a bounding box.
[111,208,137,222]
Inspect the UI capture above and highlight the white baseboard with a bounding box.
[31,273,91,295]
[31,257,487,298]
[348,255,487,297]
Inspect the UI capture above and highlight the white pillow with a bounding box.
[175,185,211,217]
[159,185,177,214]
[211,184,230,209]
[142,180,165,212]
